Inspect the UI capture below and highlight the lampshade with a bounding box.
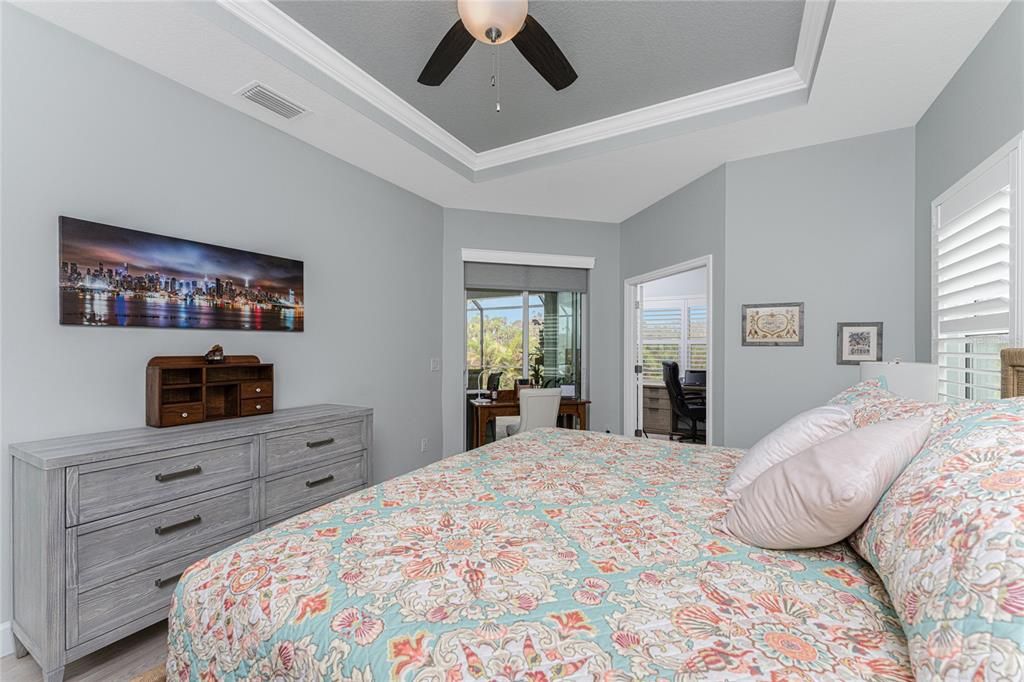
[860,361,939,402]
[457,0,528,45]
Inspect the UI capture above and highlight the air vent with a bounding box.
[236,82,307,120]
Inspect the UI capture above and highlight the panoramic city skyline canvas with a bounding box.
[59,217,304,331]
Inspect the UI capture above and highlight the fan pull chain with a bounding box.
[491,46,501,113]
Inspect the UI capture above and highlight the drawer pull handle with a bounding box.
[154,571,184,589]
[255,387,262,393]
[155,515,202,535]
[306,438,335,449]
[306,474,335,488]
[255,404,262,410]
[155,465,202,482]
[181,412,189,418]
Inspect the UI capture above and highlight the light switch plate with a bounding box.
[429,358,441,372]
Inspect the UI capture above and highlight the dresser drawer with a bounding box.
[72,483,258,589]
[160,403,204,427]
[259,486,368,530]
[264,419,367,476]
[241,381,273,399]
[68,438,259,526]
[69,531,252,648]
[241,397,272,416]
[262,452,366,519]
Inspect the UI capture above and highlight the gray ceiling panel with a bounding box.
[272,0,804,151]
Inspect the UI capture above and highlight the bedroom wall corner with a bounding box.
[913,1,1024,361]
[619,166,728,445]
[723,128,917,447]
[441,208,622,457]
[0,5,445,628]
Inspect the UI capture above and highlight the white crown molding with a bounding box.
[461,248,596,270]
[474,67,805,170]
[216,0,832,178]
[793,0,835,86]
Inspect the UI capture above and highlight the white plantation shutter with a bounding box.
[641,307,682,383]
[933,136,1021,402]
[640,297,708,382]
[686,303,708,370]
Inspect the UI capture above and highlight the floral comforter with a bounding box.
[167,429,911,681]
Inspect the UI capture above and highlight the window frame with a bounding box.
[640,295,708,384]
[465,289,585,394]
[931,133,1022,402]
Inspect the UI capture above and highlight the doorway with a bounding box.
[623,256,713,443]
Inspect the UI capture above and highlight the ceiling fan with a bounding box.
[417,0,577,91]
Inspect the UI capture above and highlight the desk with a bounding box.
[468,395,590,449]
[642,383,705,437]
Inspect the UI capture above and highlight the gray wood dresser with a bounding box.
[10,403,373,682]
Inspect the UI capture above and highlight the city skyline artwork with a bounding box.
[59,217,304,331]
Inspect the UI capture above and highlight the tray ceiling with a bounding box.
[271,0,805,153]
[13,1,1009,222]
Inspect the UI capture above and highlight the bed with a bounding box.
[167,428,911,680]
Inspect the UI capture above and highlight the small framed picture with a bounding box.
[836,322,883,365]
[742,302,804,346]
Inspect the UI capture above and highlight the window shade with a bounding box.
[464,262,588,292]
[934,150,1015,402]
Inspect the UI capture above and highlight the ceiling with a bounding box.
[270,0,805,152]
[14,1,1009,223]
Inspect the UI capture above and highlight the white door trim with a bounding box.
[623,255,714,442]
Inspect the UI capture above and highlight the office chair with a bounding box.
[682,369,707,407]
[663,361,706,443]
[494,388,562,440]
[467,368,484,394]
[486,371,503,393]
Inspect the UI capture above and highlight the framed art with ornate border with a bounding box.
[741,302,804,346]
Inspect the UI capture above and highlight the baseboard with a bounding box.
[0,620,14,657]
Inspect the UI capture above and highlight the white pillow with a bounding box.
[721,417,931,550]
[724,405,853,499]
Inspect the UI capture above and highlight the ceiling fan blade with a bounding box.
[511,15,577,91]
[418,20,475,86]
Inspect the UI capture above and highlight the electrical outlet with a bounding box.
[420,437,429,453]
[429,358,441,372]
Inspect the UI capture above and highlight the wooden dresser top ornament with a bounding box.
[146,353,274,427]
[205,344,225,364]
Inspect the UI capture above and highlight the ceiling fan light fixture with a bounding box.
[457,0,528,45]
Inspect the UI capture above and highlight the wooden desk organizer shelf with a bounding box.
[146,355,274,427]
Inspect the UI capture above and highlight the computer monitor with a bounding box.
[683,369,707,387]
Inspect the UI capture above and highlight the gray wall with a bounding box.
[724,128,917,446]
[620,167,727,444]
[914,2,1024,360]
[441,208,621,455]
[618,131,916,448]
[1,6,444,627]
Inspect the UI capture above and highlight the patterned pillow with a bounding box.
[849,400,1024,679]
[827,378,958,430]
[828,376,889,406]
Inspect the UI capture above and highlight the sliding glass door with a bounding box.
[466,289,583,397]
[466,290,525,391]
